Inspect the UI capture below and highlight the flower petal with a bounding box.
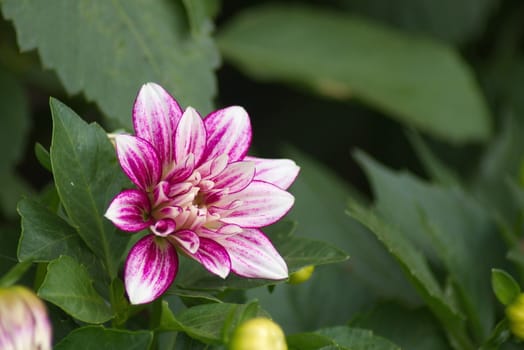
[213,161,255,194]
[175,107,207,165]
[133,82,183,168]
[115,135,161,191]
[150,218,176,237]
[245,156,300,190]
[217,181,294,228]
[202,106,252,163]
[170,229,200,254]
[105,189,152,232]
[221,229,288,279]
[124,235,178,305]
[187,237,231,278]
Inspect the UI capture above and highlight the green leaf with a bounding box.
[269,226,349,273]
[0,68,31,217]
[491,269,521,306]
[288,326,401,350]
[35,143,52,172]
[2,0,218,127]
[18,198,92,263]
[354,151,504,341]
[38,255,113,324]
[473,116,524,241]
[218,5,491,143]
[405,131,460,186]
[160,300,267,344]
[284,147,418,304]
[338,0,497,44]
[0,261,32,288]
[351,302,452,350]
[49,98,129,278]
[346,201,472,349]
[54,326,153,350]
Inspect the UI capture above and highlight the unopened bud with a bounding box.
[229,317,287,350]
[507,293,524,339]
[0,286,52,350]
[288,265,315,284]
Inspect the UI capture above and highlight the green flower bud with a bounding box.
[288,265,315,285]
[0,286,52,350]
[507,293,524,340]
[229,317,287,350]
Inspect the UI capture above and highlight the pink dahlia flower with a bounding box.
[105,83,299,304]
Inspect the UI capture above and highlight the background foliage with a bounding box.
[2,0,524,349]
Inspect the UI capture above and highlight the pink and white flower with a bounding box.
[105,83,299,305]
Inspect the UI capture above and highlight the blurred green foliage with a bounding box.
[3,0,524,349]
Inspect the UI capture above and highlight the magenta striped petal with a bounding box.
[202,106,252,163]
[105,189,152,232]
[115,135,161,191]
[213,161,255,194]
[221,229,288,279]
[245,156,300,190]
[133,83,182,168]
[188,237,231,278]
[175,107,206,165]
[150,218,176,237]
[217,181,294,228]
[124,235,178,305]
[170,229,200,254]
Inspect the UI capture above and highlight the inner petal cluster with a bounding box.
[105,82,299,305]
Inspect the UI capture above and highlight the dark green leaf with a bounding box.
[273,235,349,273]
[54,326,153,350]
[35,143,52,172]
[284,147,418,303]
[406,131,459,186]
[491,269,521,306]
[218,5,491,143]
[49,98,129,278]
[0,68,31,217]
[338,0,497,44]
[2,0,218,126]
[161,300,267,344]
[346,201,472,348]
[288,326,401,350]
[351,302,452,350]
[18,198,91,263]
[38,255,113,324]
[355,151,504,340]
[0,261,32,288]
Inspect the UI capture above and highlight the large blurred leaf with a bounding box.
[351,302,452,350]
[337,0,497,45]
[355,151,503,341]
[473,117,524,238]
[38,255,113,324]
[2,0,218,127]
[49,98,129,279]
[0,68,31,216]
[55,326,153,350]
[347,201,472,348]
[288,326,401,350]
[285,148,418,303]
[218,5,491,143]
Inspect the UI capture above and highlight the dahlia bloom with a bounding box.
[105,83,299,304]
[0,286,52,350]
